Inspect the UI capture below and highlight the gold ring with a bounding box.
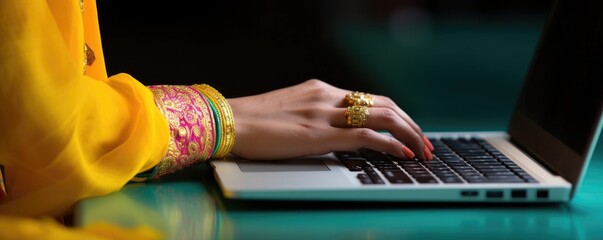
[345,106,369,127]
[345,91,373,107]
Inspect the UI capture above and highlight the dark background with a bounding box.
[97,0,552,130]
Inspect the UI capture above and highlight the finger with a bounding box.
[330,107,430,160]
[317,127,416,160]
[374,97,434,151]
[338,91,434,151]
[371,96,423,134]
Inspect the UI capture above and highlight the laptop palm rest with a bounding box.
[236,158,331,172]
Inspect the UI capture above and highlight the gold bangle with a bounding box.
[193,84,236,159]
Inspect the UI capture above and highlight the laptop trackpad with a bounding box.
[236,158,331,172]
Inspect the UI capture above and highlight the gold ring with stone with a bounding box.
[345,105,369,127]
[345,91,373,107]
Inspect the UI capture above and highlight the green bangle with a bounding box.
[205,96,221,157]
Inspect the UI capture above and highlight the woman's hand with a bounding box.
[227,79,434,160]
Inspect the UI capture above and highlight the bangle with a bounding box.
[205,97,222,157]
[192,84,235,159]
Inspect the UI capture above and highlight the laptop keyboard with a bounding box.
[335,137,538,185]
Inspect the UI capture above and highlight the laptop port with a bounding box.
[486,191,504,198]
[537,190,549,199]
[460,190,479,197]
[511,190,527,199]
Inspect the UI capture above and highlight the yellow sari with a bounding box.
[0,0,176,238]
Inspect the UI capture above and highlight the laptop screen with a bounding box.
[509,0,603,196]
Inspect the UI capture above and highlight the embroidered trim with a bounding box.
[147,85,216,179]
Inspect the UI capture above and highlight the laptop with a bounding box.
[210,0,603,203]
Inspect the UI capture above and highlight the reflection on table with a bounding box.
[76,147,603,240]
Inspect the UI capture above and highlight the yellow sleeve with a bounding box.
[0,0,169,218]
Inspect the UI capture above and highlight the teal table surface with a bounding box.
[76,141,603,240]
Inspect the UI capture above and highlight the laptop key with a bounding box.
[483,171,517,177]
[356,172,385,184]
[474,167,508,173]
[414,176,438,184]
[434,171,457,177]
[382,170,413,184]
[364,167,386,183]
[341,160,367,171]
[359,148,391,161]
[372,178,385,184]
[373,164,400,170]
[440,176,464,183]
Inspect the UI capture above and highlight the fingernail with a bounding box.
[424,146,433,160]
[402,146,415,159]
[423,135,434,151]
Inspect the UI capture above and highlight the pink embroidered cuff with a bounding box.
[146,85,216,179]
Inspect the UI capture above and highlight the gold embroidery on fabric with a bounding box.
[148,86,216,178]
[189,143,200,158]
[178,127,188,138]
[192,125,201,138]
